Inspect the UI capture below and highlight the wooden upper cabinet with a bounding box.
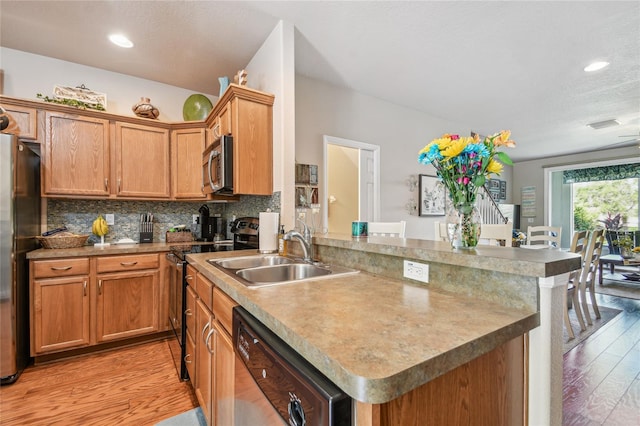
[171,127,207,199]
[206,84,274,196]
[231,96,273,195]
[2,104,37,139]
[114,121,170,199]
[43,112,110,197]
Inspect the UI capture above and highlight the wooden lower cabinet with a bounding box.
[356,335,526,426]
[32,275,90,354]
[30,253,165,357]
[213,321,235,426]
[96,270,159,342]
[195,298,214,425]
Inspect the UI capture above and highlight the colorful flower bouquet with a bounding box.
[419,131,515,248]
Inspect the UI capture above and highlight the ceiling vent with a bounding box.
[586,119,620,130]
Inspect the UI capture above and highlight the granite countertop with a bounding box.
[27,242,183,259]
[187,250,539,404]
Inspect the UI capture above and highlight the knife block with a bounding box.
[140,222,153,244]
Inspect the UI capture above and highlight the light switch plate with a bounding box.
[193,214,199,224]
[105,214,115,225]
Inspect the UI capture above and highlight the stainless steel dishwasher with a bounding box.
[232,307,352,426]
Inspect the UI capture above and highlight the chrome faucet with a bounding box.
[283,219,313,262]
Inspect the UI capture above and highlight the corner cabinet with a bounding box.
[171,127,207,199]
[42,112,111,197]
[206,84,275,196]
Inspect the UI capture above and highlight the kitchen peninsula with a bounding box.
[187,235,581,426]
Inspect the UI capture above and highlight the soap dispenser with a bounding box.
[278,225,287,256]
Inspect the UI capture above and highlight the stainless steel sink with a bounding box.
[207,254,359,288]
[212,254,294,270]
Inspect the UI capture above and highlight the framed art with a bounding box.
[418,174,446,216]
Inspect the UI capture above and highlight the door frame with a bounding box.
[322,135,380,234]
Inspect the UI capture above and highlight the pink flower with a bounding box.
[450,134,460,140]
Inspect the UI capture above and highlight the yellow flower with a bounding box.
[486,159,503,175]
[440,138,467,158]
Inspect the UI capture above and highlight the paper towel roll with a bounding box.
[259,212,279,253]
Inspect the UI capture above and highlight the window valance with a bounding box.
[563,163,640,184]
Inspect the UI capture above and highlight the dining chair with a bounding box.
[577,229,605,326]
[368,221,406,238]
[564,230,588,339]
[478,223,513,247]
[526,225,562,247]
[434,221,448,241]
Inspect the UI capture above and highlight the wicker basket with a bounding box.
[166,231,194,243]
[37,234,89,249]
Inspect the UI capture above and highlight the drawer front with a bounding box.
[213,286,237,336]
[96,253,159,273]
[185,264,197,289]
[32,258,90,279]
[195,274,213,312]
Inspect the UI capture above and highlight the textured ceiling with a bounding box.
[1,1,639,162]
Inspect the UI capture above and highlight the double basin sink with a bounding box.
[207,254,359,288]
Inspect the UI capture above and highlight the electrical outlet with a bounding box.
[105,214,115,225]
[403,260,429,283]
[193,214,199,224]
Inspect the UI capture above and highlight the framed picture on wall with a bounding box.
[418,174,446,216]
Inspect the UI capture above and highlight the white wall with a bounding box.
[513,146,640,227]
[295,74,490,240]
[245,20,296,229]
[0,47,217,121]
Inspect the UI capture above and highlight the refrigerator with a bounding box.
[1,133,40,384]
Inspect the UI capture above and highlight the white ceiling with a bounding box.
[1,1,639,162]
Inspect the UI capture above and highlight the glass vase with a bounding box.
[446,202,482,249]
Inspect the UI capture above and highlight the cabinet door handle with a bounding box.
[104,178,109,191]
[51,266,72,271]
[184,308,192,316]
[83,281,87,296]
[117,178,121,192]
[184,354,192,364]
[213,123,221,139]
[205,328,215,354]
[185,274,193,281]
[120,261,138,267]
[98,279,103,295]
[201,322,210,342]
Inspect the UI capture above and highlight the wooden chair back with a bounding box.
[368,221,406,238]
[434,221,448,241]
[478,223,513,247]
[527,226,562,247]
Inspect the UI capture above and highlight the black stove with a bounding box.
[169,242,234,261]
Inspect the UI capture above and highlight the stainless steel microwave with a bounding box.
[202,134,234,195]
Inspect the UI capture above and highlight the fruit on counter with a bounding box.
[92,215,109,237]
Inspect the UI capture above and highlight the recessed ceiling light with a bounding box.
[108,34,133,48]
[584,61,609,72]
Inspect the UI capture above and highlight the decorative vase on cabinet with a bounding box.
[132,97,159,119]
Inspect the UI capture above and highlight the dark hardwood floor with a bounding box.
[1,295,638,425]
[0,339,197,425]
[563,293,640,425]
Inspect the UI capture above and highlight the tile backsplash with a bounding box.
[47,193,280,244]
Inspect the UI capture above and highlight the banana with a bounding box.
[92,215,109,237]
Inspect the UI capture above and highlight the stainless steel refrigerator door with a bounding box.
[0,133,17,380]
[1,133,40,384]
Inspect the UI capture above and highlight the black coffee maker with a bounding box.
[198,204,214,241]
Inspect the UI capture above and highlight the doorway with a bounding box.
[322,135,380,234]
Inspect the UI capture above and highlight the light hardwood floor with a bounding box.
[0,339,197,425]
